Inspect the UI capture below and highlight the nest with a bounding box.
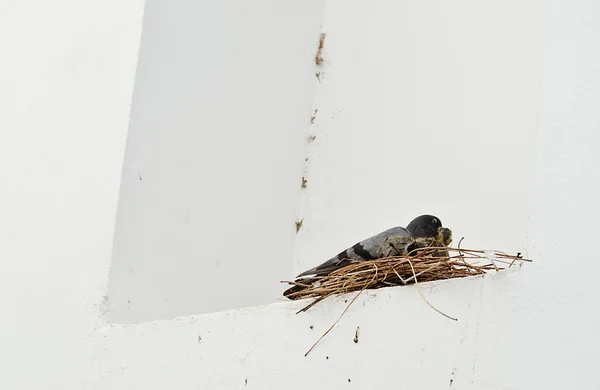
[283,245,530,313]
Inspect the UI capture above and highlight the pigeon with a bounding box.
[380,235,451,259]
[296,214,452,277]
[379,235,438,257]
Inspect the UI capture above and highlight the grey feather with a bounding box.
[296,226,411,277]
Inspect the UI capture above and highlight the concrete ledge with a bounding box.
[91,269,525,389]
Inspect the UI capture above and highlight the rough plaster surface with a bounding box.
[2,0,600,389]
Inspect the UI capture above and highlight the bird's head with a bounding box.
[437,227,453,246]
[406,215,443,238]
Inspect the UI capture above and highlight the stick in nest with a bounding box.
[282,247,531,308]
[286,246,530,356]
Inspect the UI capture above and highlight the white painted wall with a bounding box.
[0,0,146,387]
[109,0,543,324]
[293,0,544,277]
[2,0,599,389]
[107,0,326,324]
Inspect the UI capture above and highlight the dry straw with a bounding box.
[283,244,531,313]
[283,242,531,356]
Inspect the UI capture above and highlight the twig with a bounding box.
[304,270,378,357]
[304,288,363,357]
[283,246,531,306]
[457,237,468,266]
[406,258,458,321]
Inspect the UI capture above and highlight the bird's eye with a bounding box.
[432,218,437,224]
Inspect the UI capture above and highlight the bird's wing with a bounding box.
[296,226,412,277]
[358,226,412,257]
[295,257,353,278]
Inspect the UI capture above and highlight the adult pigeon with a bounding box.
[296,214,452,277]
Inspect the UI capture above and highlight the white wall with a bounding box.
[107,0,326,324]
[109,0,543,324]
[293,0,544,276]
[0,0,146,387]
[2,0,600,389]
